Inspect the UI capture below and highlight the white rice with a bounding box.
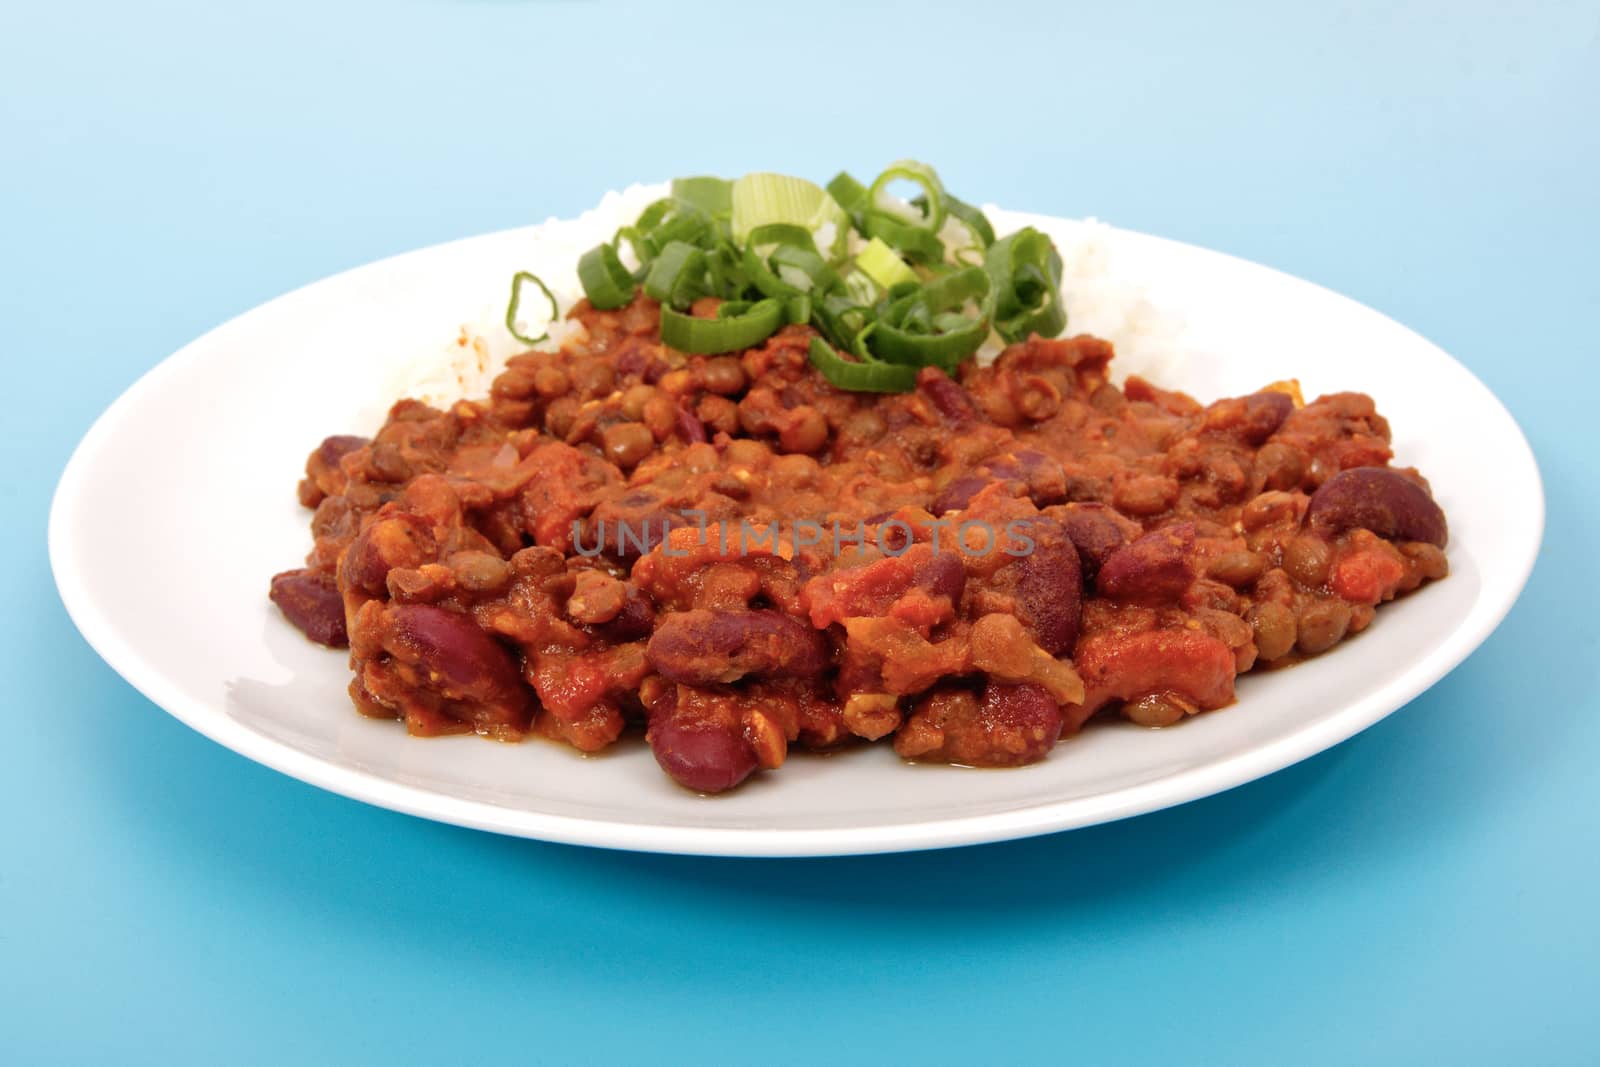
[391,183,1188,409]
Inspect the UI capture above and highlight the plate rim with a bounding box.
[47,215,1546,857]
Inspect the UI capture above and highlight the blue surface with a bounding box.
[4,1,1597,1062]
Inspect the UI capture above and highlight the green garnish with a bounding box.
[806,337,920,393]
[660,299,786,355]
[577,243,635,310]
[513,160,1071,391]
[505,271,559,345]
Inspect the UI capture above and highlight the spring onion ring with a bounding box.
[578,243,637,310]
[808,337,920,392]
[643,240,708,309]
[986,227,1067,342]
[505,271,559,346]
[661,298,785,354]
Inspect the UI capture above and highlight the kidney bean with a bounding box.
[648,713,759,794]
[381,604,530,726]
[979,682,1065,765]
[300,434,370,502]
[1013,521,1083,654]
[1096,523,1196,603]
[1053,503,1137,582]
[675,402,708,444]
[591,589,656,643]
[1241,391,1294,442]
[647,610,828,685]
[270,569,348,647]
[1307,467,1448,547]
[913,552,968,604]
[992,449,1068,506]
[316,434,368,469]
[613,345,649,379]
[932,450,1069,516]
[342,512,437,596]
[918,369,977,423]
[931,474,989,516]
[898,682,1063,767]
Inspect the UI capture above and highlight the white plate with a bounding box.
[48,208,1543,857]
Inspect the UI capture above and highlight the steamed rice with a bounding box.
[390,183,1190,410]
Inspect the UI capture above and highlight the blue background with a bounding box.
[4,1,1597,1062]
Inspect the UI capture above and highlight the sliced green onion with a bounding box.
[862,211,945,264]
[944,194,996,247]
[986,227,1066,342]
[855,237,918,290]
[769,245,838,291]
[612,225,651,277]
[731,172,850,259]
[743,235,838,301]
[704,241,745,300]
[921,264,990,311]
[868,159,947,233]
[660,298,784,354]
[808,337,918,393]
[505,271,559,346]
[863,263,992,371]
[812,290,874,353]
[704,239,750,300]
[743,247,804,300]
[842,269,878,306]
[826,171,870,228]
[616,198,715,270]
[870,317,987,372]
[642,240,707,309]
[671,176,732,218]
[744,222,818,253]
[578,243,636,310]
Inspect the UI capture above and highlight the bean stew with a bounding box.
[271,294,1448,793]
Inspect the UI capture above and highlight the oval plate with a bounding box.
[48,208,1543,856]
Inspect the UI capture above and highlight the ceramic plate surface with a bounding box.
[49,206,1543,856]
